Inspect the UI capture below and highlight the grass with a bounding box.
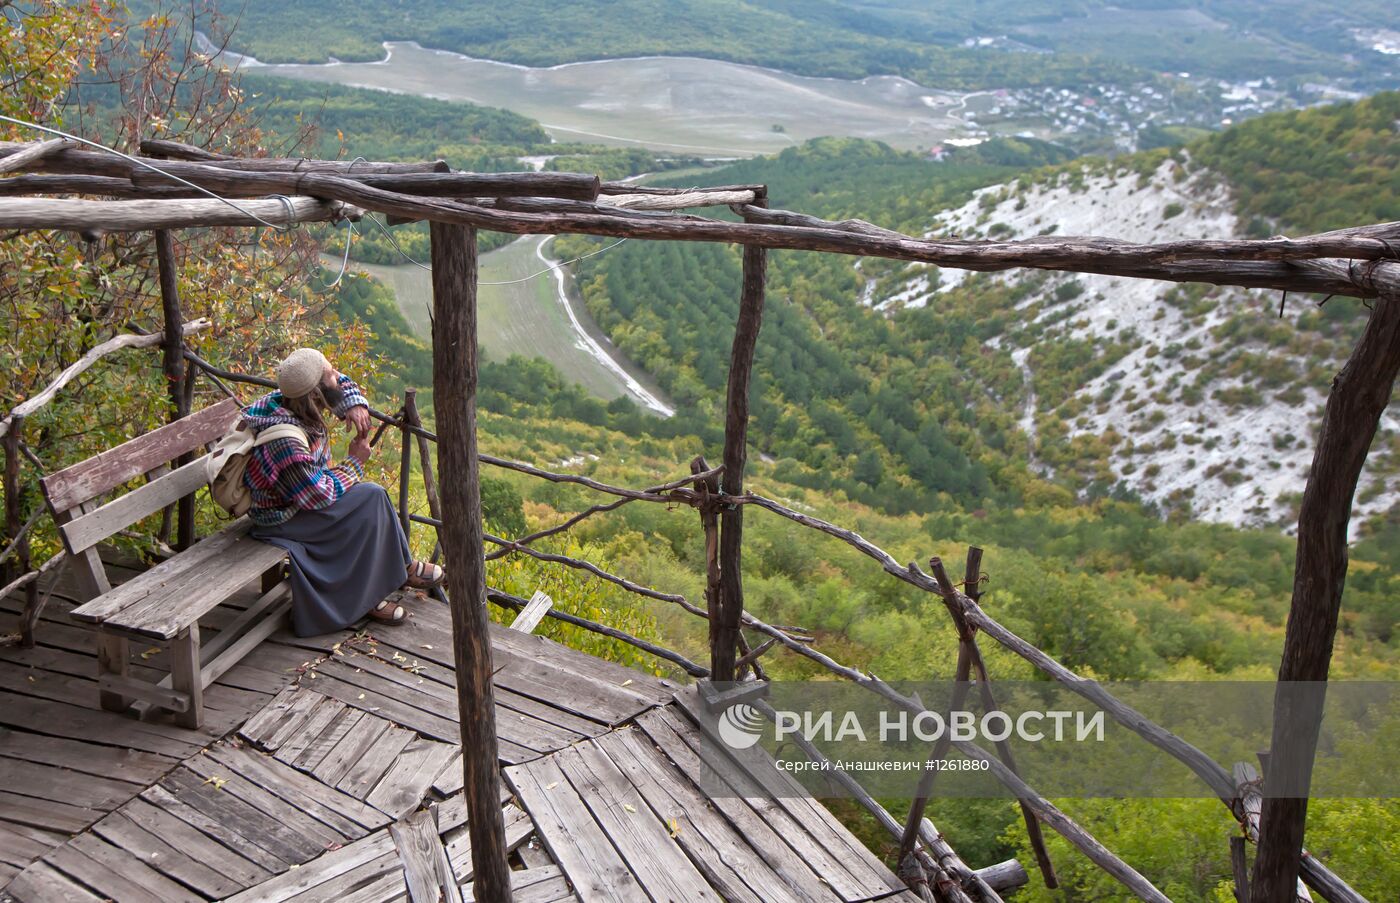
[340,237,670,409]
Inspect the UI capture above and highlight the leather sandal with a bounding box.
[405,560,445,589]
[369,598,407,625]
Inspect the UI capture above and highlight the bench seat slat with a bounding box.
[70,519,255,625]
[58,455,212,554]
[102,538,286,640]
[41,398,240,513]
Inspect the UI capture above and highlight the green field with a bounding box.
[234,43,964,155]
[336,236,673,415]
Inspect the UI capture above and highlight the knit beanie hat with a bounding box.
[277,348,330,399]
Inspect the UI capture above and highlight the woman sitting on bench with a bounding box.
[241,348,444,634]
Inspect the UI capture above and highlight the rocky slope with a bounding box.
[867,154,1397,533]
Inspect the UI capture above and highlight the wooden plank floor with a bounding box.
[3,559,916,903]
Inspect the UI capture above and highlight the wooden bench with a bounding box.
[40,398,290,729]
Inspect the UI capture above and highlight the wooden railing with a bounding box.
[1,339,1371,902]
[3,135,1393,902]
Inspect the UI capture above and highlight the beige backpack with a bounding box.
[206,421,309,517]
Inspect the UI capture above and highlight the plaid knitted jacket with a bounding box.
[240,374,369,526]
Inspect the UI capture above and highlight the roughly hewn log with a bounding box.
[0,139,72,174]
[941,553,1058,889]
[732,202,909,240]
[598,181,766,196]
[137,139,450,173]
[1234,764,1312,903]
[154,230,194,551]
[1,319,212,437]
[977,860,1030,894]
[127,161,599,200]
[1253,294,1400,903]
[4,142,1398,296]
[137,139,229,162]
[713,200,767,682]
[0,196,360,232]
[691,456,725,676]
[405,390,442,527]
[603,189,756,210]
[398,389,415,540]
[429,219,513,902]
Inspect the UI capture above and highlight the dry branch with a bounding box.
[0,139,73,174]
[1,319,211,437]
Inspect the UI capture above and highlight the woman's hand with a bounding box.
[349,436,373,465]
[345,405,371,438]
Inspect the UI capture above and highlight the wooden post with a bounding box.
[399,388,416,541]
[963,549,1057,890]
[428,220,513,902]
[691,455,722,666]
[2,417,23,588]
[1252,295,1400,902]
[713,196,767,682]
[155,229,194,550]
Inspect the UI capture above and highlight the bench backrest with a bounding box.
[41,398,241,555]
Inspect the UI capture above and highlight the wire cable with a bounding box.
[0,113,301,231]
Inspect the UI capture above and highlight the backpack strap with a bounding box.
[252,423,309,450]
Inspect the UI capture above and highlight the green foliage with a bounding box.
[321,273,430,395]
[559,137,1073,512]
[1192,91,1400,234]
[481,476,526,538]
[246,74,548,163]
[222,0,1142,89]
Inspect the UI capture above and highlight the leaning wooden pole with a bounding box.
[155,229,194,550]
[713,195,768,682]
[1251,295,1400,903]
[429,221,513,901]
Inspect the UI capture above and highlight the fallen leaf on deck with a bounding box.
[623,804,636,813]
[667,818,681,837]
[545,781,559,790]
[620,679,633,687]
[202,775,227,790]
[140,646,162,659]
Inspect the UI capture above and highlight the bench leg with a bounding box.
[262,562,285,594]
[97,633,129,713]
[171,625,203,729]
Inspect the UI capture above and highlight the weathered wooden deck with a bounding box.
[1,560,915,902]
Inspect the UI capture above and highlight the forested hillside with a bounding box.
[558,137,1074,514]
[558,96,1400,539]
[217,0,1134,87]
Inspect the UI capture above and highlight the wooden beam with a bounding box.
[390,807,463,903]
[0,196,360,232]
[602,189,756,210]
[126,161,600,200]
[508,591,553,634]
[5,141,1400,296]
[154,229,194,551]
[1251,294,1400,903]
[713,199,767,682]
[429,219,513,902]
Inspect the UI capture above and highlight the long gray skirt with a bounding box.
[252,482,412,637]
